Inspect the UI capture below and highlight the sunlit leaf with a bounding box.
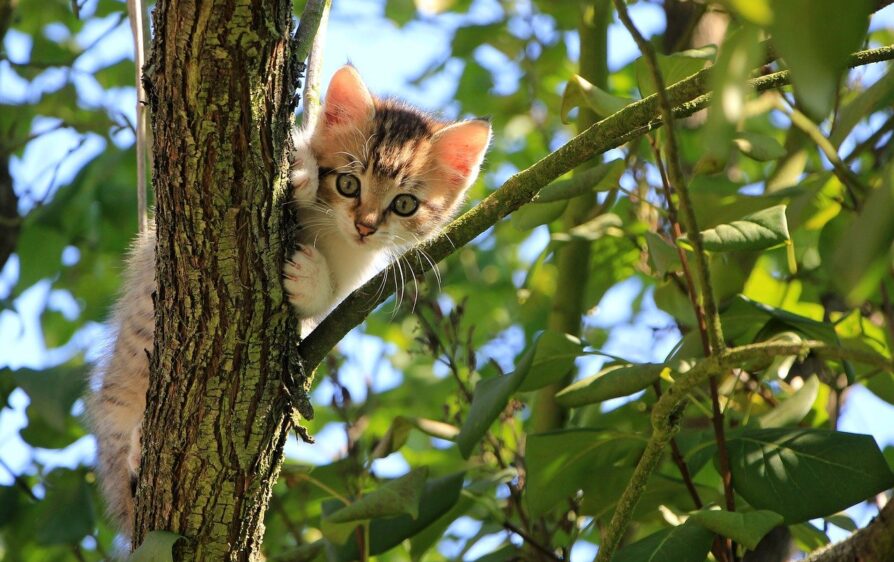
[769,0,874,119]
[758,375,819,428]
[555,363,665,407]
[694,205,790,252]
[727,428,894,523]
[689,509,783,550]
[561,74,632,123]
[733,131,786,162]
[613,520,715,562]
[526,429,642,516]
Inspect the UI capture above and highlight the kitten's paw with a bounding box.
[126,427,141,477]
[289,131,319,205]
[283,245,332,318]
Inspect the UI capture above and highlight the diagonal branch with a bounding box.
[296,45,894,378]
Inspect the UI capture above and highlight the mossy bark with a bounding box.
[134,0,307,559]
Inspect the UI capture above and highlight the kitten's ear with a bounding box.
[319,66,374,129]
[429,119,492,190]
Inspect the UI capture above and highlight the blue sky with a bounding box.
[2,0,894,558]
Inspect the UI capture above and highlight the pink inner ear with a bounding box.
[320,67,373,129]
[324,104,356,126]
[433,121,491,185]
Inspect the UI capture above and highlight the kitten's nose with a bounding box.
[355,222,377,237]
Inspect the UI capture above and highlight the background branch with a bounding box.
[803,500,894,562]
[296,41,894,375]
[295,0,331,130]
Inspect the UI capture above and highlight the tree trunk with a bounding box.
[134,0,309,559]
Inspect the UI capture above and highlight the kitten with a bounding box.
[87,65,491,538]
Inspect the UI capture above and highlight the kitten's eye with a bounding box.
[336,174,361,197]
[391,194,419,217]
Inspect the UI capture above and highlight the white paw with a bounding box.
[127,426,141,477]
[283,245,332,318]
[289,130,319,205]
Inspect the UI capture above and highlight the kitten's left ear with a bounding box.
[429,119,492,190]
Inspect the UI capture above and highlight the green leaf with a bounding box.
[831,71,894,146]
[371,416,460,459]
[335,472,465,561]
[525,429,642,516]
[128,531,183,562]
[0,486,22,527]
[758,375,820,428]
[733,131,787,162]
[703,23,765,162]
[560,74,632,123]
[696,205,791,252]
[384,0,416,26]
[723,0,772,25]
[34,469,94,545]
[689,509,784,550]
[720,295,838,346]
[645,231,682,276]
[13,365,86,432]
[864,372,894,406]
[457,330,576,458]
[537,159,624,203]
[830,164,894,304]
[613,520,715,562]
[516,330,583,393]
[277,540,326,562]
[552,213,622,243]
[790,522,830,551]
[94,58,136,89]
[636,48,713,98]
[14,225,68,291]
[554,363,665,407]
[511,199,567,231]
[370,416,414,460]
[325,467,429,524]
[456,364,529,459]
[727,428,894,523]
[769,0,874,119]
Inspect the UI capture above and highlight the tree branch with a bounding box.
[296,44,894,377]
[803,500,894,562]
[126,0,149,233]
[294,0,331,130]
[593,339,893,562]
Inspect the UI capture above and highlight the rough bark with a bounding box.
[134,0,307,559]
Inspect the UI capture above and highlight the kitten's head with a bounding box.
[308,65,491,250]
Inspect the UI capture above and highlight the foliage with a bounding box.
[2,0,894,561]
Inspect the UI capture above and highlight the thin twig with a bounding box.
[611,4,734,559]
[126,0,149,233]
[778,99,868,210]
[844,114,894,164]
[503,520,562,561]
